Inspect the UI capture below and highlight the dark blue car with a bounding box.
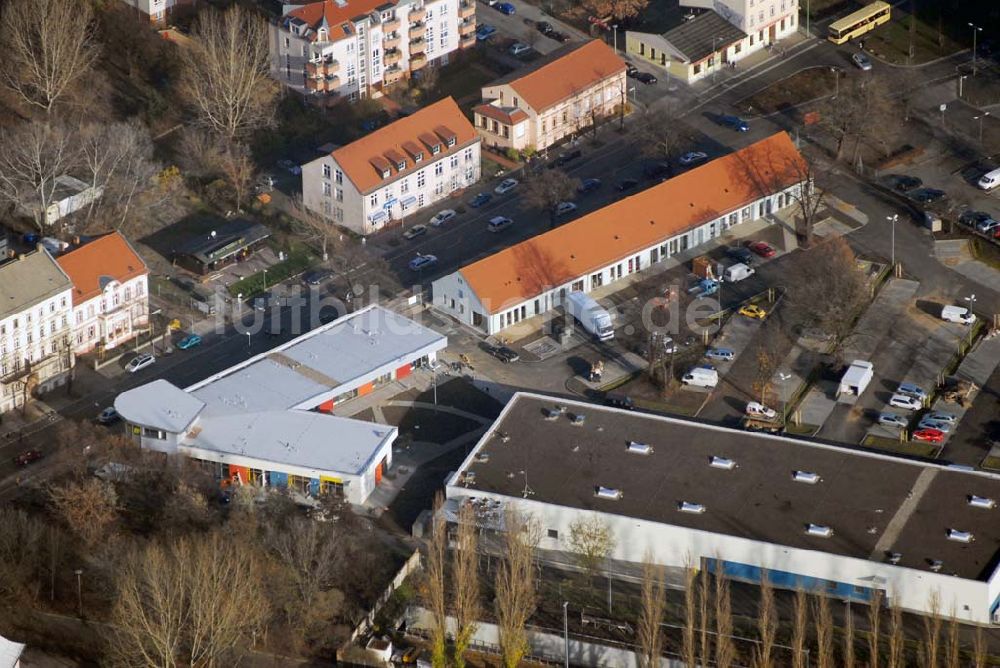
[578,178,602,194]
[720,115,750,132]
[469,192,492,208]
[496,2,515,14]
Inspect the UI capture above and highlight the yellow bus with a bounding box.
[828,1,891,44]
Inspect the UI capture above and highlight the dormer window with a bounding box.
[430,144,440,155]
[446,137,456,147]
[397,160,406,170]
[415,152,423,162]
[381,169,391,179]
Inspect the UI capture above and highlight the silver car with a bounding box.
[918,418,952,434]
[877,413,908,429]
[125,353,156,373]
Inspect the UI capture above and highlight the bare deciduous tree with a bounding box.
[0,122,79,232]
[0,0,99,113]
[821,75,898,163]
[944,610,960,668]
[887,597,904,668]
[567,516,616,579]
[682,565,697,668]
[792,588,808,668]
[494,505,538,668]
[814,595,834,668]
[582,0,649,22]
[637,554,666,668]
[179,6,279,140]
[78,121,160,231]
[49,478,118,548]
[453,502,480,668]
[973,625,986,668]
[636,104,686,164]
[843,602,856,668]
[699,568,711,666]
[753,574,776,668]
[0,508,46,601]
[868,589,884,668]
[520,169,578,229]
[111,532,268,667]
[291,195,344,263]
[425,495,448,668]
[218,141,255,213]
[921,591,942,668]
[714,569,735,668]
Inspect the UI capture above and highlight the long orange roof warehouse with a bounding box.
[458,132,806,313]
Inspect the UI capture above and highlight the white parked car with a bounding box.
[852,52,872,71]
[745,401,778,421]
[429,209,457,227]
[889,393,922,411]
[125,353,156,374]
[494,178,519,195]
[555,201,577,216]
[509,42,531,56]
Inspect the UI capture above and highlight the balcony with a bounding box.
[383,32,401,49]
[383,65,404,85]
[458,19,476,35]
[458,1,475,19]
[409,21,426,39]
[409,6,427,22]
[384,48,402,66]
[409,37,427,54]
[410,53,427,70]
[323,75,341,91]
[460,33,476,48]
[381,16,401,32]
[307,58,339,78]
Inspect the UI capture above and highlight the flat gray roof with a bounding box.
[115,379,205,433]
[187,304,446,410]
[0,249,72,321]
[454,393,1000,581]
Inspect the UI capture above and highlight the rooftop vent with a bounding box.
[805,524,833,538]
[947,529,974,543]
[596,486,623,500]
[461,471,476,486]
[570,413,585,426]
[543,408,560,420]
[557,405,568,414]
[678,501,706,514]
[968,495,996,509]
[475,452,490,463]
[887,552,902,565]
[627,441,653,455]
[793,470,821,484]
[929,559,944,572]
[710,456,736,470]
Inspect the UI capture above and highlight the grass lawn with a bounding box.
[739,67,837,115]
[982,455,1000,471]
[970,237,1000,271]
[437,60,498,104]
[961,73,1000,108]
[861,434,938,458]
[226,245,315,298]
[863,9,963,65]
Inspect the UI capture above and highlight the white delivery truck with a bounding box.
[838,360,874,398]
[978,167,1000,191]
[565,291,614,341]
[682,366,719,388]
[941,305,975,325]
[724,263,755,282]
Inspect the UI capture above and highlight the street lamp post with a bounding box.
[612,24,618,54]
[74,569,83,617]
[970,22,983,77]
[246,331,251,350]
[959,74,968,98]
[974,112,990,143]
[778,372,792,425]
[563,601,570,668]
[887,214,898,268]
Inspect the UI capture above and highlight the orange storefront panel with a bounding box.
[396,363,412,379]
[229,465,250,484]
[317,399,334,413]
[358,382,374,396]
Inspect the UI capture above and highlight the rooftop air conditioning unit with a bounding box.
[947,529,974,543]
[544,408,559,420]
[596,486,623,500]
[678,501,706,514]
[806,524,833,537]
[929,560,944,572]
[571,413,585,425]
[709,456,736,470]
[793,470,821,484]
[968,495,995,509]
[887,552,902,565]
[627,441,653,455]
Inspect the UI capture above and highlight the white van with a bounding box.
[978,167,1000,191]
[682,366,719,388]
[724,263,755,282]
[941,305,975,325]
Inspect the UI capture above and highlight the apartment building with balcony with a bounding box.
[472,40,626,153]
[302,97,480,234]
[56,233,150,356]
[0,249,74,415]
[269,0,474,103]
[119,0,194,26]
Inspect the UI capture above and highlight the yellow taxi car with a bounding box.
[738,304,768,320]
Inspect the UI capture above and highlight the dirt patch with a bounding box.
[739,67,837,115]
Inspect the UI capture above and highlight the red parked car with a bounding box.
[912,428,944,444]
[13,450,43,466]
[746,241,776,258]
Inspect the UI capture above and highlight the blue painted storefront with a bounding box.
[706,558,880,604]
[267,471,288,487]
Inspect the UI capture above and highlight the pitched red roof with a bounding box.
[329,97,478,193]
[457,133,807,312]
[286,0,386,42]
[56,232,148,306]
[473,104,529,125]
[505,40,625,113]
